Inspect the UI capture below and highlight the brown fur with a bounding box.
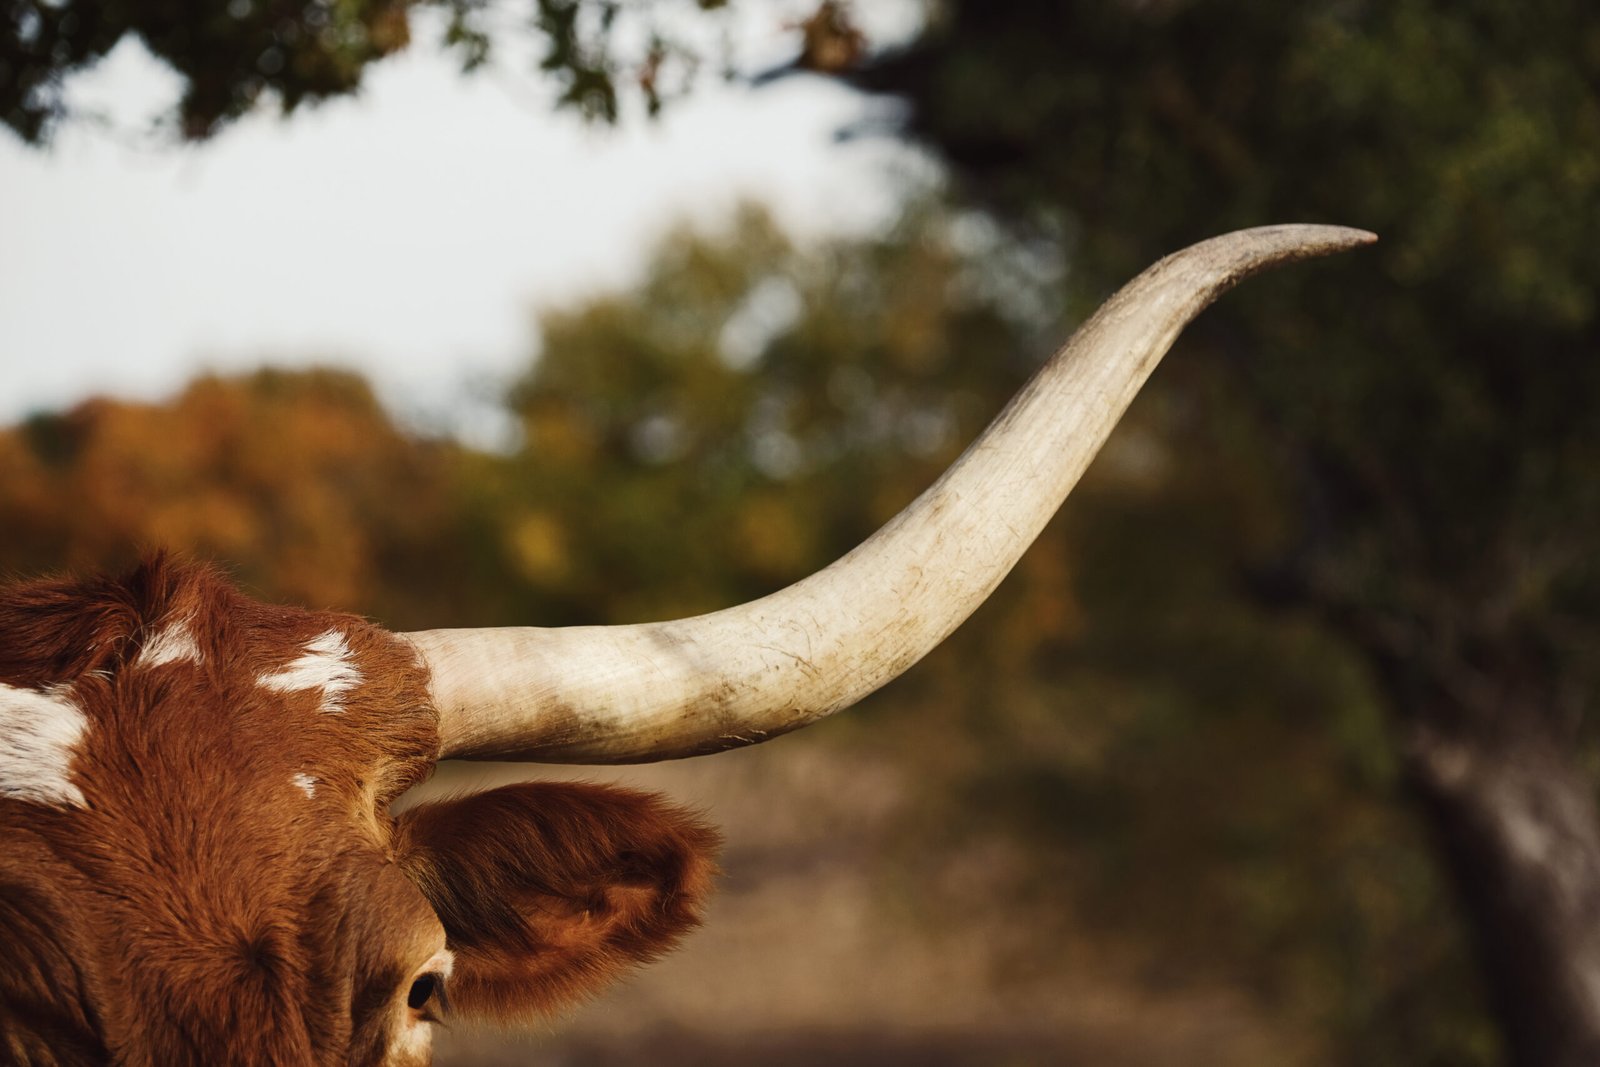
[0,558,720,1066]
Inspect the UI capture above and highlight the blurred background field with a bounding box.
[6,2,1600,1064]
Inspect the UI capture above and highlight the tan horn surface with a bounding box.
[406,224,1376,762]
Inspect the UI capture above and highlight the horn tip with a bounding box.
[1246,223,1378,257]
[1172,224,1376,287]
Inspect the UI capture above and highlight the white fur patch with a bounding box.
[424,948,455,980]
[258,630,362,714]
[291,772,318,799]
[135,616,202,669]
[0,683,89,807]
[392,1012,435,1060]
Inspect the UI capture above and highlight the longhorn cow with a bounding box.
[0,226,1371,1065]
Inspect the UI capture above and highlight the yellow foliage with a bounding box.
[504,510,570,585]
[0,370,457,613]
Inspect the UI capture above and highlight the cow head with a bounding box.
[0,226,1371,1065]
[0,561,717,1065]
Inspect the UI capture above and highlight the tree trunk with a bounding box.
[1404,712,1600,1067]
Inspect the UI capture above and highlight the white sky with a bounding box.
[0,4,928,445]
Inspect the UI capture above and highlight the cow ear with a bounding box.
[393,782,719,1023]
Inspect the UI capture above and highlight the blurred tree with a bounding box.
[0,368,473,623]
[485,203,1036,624]
[846,2,1600,1063]
[0,0,871,142]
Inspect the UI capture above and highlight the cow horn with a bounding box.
[406,224,1375,762]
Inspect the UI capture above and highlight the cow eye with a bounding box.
[407,973,438,1011]
[404,948,453,1022]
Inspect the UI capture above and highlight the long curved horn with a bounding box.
[407,224,1374,762]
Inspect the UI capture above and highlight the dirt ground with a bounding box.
[422,739,1304,1067]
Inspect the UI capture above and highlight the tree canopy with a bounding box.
[1,0,874,142]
